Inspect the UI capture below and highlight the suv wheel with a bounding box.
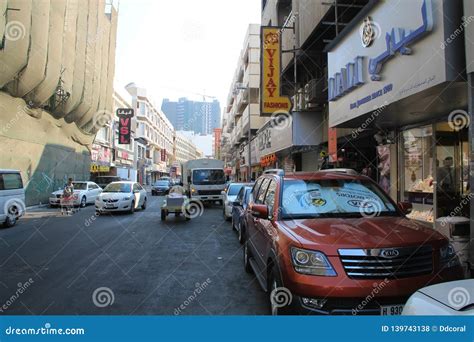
[243,240,253,274]
[268,265,291,315]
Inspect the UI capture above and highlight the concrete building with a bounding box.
[174,132,203,165]
[221,24,268,181]
[125,83,174,184]
[0,0,118,205]
[162,97,221,135]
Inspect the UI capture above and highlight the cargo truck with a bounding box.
[181,159,226,204]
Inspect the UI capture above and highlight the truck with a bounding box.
[181,158,226,204]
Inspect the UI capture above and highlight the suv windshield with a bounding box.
[192,169,226,185]
[281,179,398,219]
[103,183,131,193]
[72,182,87,190]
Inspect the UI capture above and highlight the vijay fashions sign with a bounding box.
[261,27,292,116]
[327,0,449,127]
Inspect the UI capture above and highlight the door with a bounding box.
[250,178,271,270]
[132,183,141,208]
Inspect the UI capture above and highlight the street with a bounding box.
[0,193,268,315]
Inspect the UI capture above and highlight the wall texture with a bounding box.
[0,0,118,205]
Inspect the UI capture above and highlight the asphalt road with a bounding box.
[0,195,268,315]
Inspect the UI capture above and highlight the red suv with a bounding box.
[242,169,463,315]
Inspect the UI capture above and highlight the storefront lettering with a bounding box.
[368,0,433,81]
[329,0,433,102]
[328,56,364,101]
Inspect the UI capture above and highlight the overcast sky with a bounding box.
[114,0,261,115]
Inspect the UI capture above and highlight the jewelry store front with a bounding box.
[327,0,471,271]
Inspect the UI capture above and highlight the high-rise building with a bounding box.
[161,98,221,135]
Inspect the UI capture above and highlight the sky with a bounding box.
[114,0,261,117]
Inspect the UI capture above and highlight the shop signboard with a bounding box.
[260,27,292,116]
[117,108,134,144]
[327,0,453,127]
[256,120,292,157]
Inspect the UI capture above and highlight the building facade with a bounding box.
[162,97,221,135]
[126,83,174,185]
[221,24,268,181]
[0,0,118,205]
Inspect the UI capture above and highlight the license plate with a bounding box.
[380,304,404,315]
[105,203,115,208]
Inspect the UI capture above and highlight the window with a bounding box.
[0,173,23,190]
[252,178,263,202]
[133,183,140,192]
[236,187,244,204]
[264,180,277,207]
[256,178,270,204]
[228,184,244,196]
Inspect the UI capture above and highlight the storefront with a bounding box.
[327,0,470,268]
[114,149,137,181]
[90,144,112,179]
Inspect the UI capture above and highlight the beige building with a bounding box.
[0,0,118,205]
[174,132,202,166]
[221,24,268,181]
[125,83,175,184]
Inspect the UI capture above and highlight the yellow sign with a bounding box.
[90,164,110,173]
[261,27,292,115]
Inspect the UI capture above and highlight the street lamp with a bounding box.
[234,83,252,181]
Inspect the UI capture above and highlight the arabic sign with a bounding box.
[117,108,134,144]
[328,0,451,127]
[261,27,292,115]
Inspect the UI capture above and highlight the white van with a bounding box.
[0,169,26,227]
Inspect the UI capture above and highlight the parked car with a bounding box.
[93,176,122,189]
[231,185,253,243]
[151,180,171,196]
[243,169,464,315]
[222,183,251,221]
[95,181,147,214]
[0,169,25,227]
[402,279,474,315]
[49,181,102,208]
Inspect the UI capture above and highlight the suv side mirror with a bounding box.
[398,201,413,215]
[251,204,269,219]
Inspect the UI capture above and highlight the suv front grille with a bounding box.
[338,245,433,279]
[198,190,221,196]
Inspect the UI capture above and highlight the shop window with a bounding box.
[402,126,434,223]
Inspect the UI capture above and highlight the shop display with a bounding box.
[406,209,434,223]
[408,175,434,193]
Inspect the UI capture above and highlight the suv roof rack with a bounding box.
[319,168,359,176]
[263,169,285,176]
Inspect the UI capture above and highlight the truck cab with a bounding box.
[182,159,226,204]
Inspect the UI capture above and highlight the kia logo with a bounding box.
[380,249,399,258]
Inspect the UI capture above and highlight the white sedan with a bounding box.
[95,181,147,214]
[222,183,249,221]
[402,279,474,315]
[49,181,102,208]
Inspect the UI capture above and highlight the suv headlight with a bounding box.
[440,244,460,268]
[290,247,336,276]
